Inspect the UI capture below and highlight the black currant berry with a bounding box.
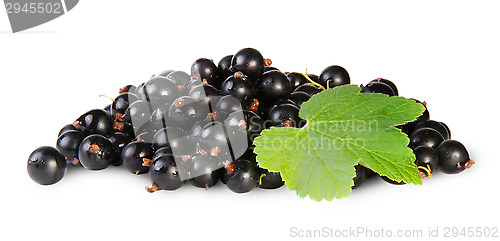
[125,100,152,130]
[220,74,257,104]
[308,74,319,83]
[256,71,292,104]
[188,156,223,189]
[440,122,451,139]
[168,96,207,130]
[121,141,154,174]
[370,78,399,96]
[361,82,395,96]
[224,110,263,143]
[264,66,280,73]
[111,92,139,120]
[142,76,180,109]
[146,154,184,192]
[409,127,444,149]
[158,70,174,77]
[188,84,220,108]
[294,84,322,96]
[413,146,438,178]
[289,91,311,108]
[198,121,230,158]
[318,65,350,89]
[286,72,308,90]
[107,132,131,166]
[74,109,114,136]
[214,95,244,121]
[119,84,137,94]
[231,48,266,81]
[78,134,114,170]
[192,58,220,87]
[257,168,284,189]
[352,165,367,189]
[58,124,77,137]
[414,120,450,140]
[436,140,474,174]
[153,146,172,159]
[381,175,406,185]
[166,70,191,89]
[218,55,234,84]
[56,130,84,166]
[267,104,303,127]
[223,159,259,193]
[27,146,67,185]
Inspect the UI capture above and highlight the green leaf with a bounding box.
[253,85,425,201]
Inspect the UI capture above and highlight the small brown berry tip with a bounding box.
[119,87,128,94]
[174,98,185,108]
[224,162,236,175]
[142,158,154,167]
[264,58,272,66]
[283,120,294,127]
[89,144,101,155]
[145,184,160,193]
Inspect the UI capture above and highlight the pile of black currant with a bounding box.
[27,47,474,194]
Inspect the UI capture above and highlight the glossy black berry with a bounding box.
[289,91,311,108]
[257,168,284,189]
[381,175,406,185]
[214,95,244,121]
[256,71,292,104]
[224,110,263,143]
[436,140,474,174]
[413,146,438,178]
[308,74,319,83]
[107,132,131,166]
[409,127,444,149]
[58,124,78,137]
[294,84,322,96]
[218,55,234,84]
[125,100,152,131]
[223,159,259,193]
[264,66,280,73]
[440,122,451,139]
[78,134,114,170]
[142,76,180,109]
[27,146,67,185]
[147,154,184,192]
[158,70,174,77]
[318,65,350,88]
[231,48,265,81]
[56,130,84,166]
[188,84,220,108]
[111,93,139,120]
[414,120,450,140]
[191,58,219,87]
[370,78,398,96]
[168,96,207,130]
[74,109,114,136]
[286,72,308,90]
[153,146,173,159]
[166,70,191,88]
[220,74,257,104]
[188,156,223,189]
[198,121,230,158]
[267,103,302,127]
[121,141,154,174]
[361,82,395,96]
[119,84,137,94]
[352,165,367,189]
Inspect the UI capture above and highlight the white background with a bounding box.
[1,1,499,240]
